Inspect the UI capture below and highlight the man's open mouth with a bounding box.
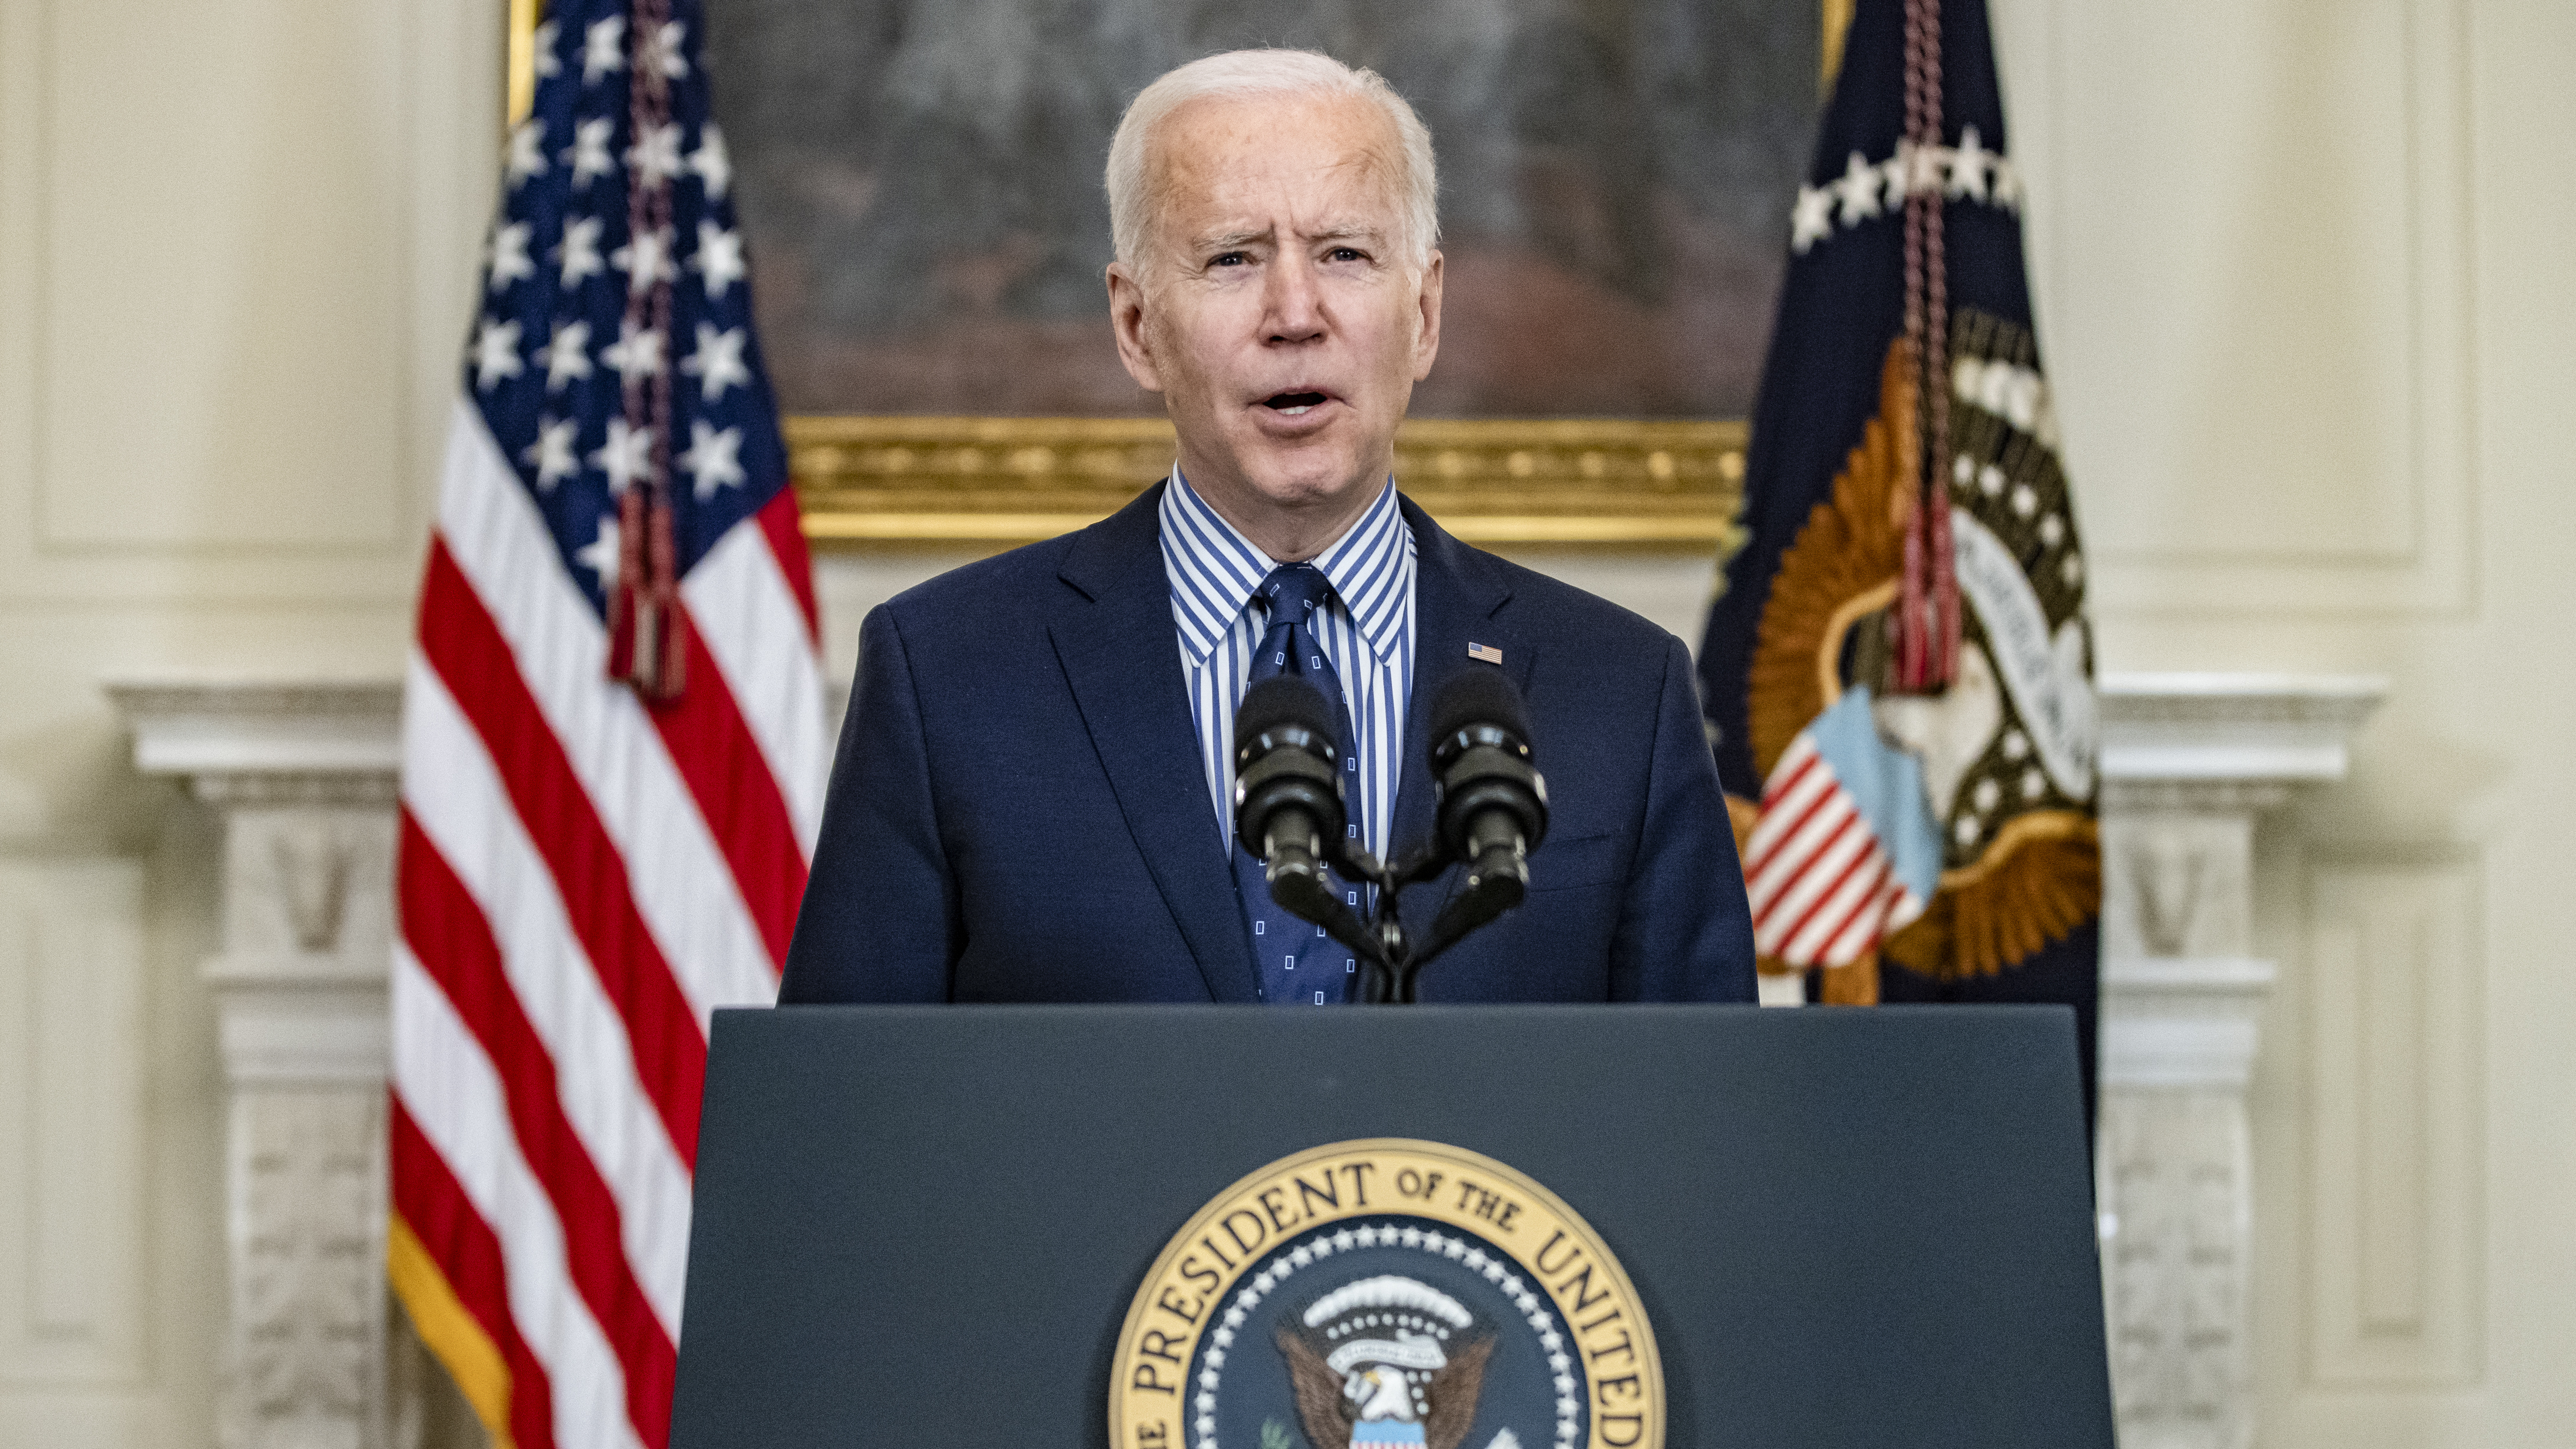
[1262,392,1329,416]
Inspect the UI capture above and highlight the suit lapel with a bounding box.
[1391,499,1532,927]
[1051,487,1261,1003]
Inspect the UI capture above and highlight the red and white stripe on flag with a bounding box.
[388,401,823,1449]
[1742,732,1921,968]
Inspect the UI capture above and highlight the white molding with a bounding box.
[2099,672,2388,786]
[2099,957,2275,1090]
[106,679,403,784]
[0,858,146,1388]
[2305,856,2483,1387]
[205,958,390,1087]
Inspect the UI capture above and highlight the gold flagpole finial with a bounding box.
[506,0,543,127]
[1821,0,1857,94]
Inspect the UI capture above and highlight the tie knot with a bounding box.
[1257,564,1333,625]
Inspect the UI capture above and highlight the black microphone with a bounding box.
[1233,677,1383,977]
[1421,667,1549,955]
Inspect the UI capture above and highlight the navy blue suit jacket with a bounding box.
[778,485,1757,1003]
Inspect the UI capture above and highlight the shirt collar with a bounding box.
[1159,468,1412,669]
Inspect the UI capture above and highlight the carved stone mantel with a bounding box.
[2095,672,2384,1449]
[110,680,405,1449]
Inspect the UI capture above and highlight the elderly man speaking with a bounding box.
[779,50,1756,1005]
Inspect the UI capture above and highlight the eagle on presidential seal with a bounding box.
[1275,1276,1496,1449]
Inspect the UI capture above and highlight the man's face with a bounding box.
[1108,92,1444,556]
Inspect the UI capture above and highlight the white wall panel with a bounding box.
[0,0,492,603]
[0,857,146,1388]
[35,0,406,550]
[2306,855,2481,1387]
[2006,0,2474,616]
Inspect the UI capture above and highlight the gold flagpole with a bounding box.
[507,0,543,127]
[1821,0,1857,91]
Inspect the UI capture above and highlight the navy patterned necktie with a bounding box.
[1235,564,1363,1005]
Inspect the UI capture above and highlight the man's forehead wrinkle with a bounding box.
[1178,164,1404,238]
[1184,219,1390,248]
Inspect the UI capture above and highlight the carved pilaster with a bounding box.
[2100,1080,2252,1444]
[2094,675,2383,1449]
[228,1089,386,1449]
[2102,811,2253,963]
[2095,958,2269,1449]
[109,681,425,1449]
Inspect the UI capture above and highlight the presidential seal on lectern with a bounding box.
[1113,1140,1663,1449]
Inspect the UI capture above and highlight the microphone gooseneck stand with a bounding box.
[1236,671,1549,1006]
[1285,837,1512,1006]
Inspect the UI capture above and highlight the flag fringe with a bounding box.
[388,1211,517,1449]
[1819,954,1881,1004]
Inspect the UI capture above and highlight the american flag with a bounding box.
[387,3,824,1446]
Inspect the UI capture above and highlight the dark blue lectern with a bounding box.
[669,1005,2111,1448]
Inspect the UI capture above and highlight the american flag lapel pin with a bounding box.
[1467,642,1504,665]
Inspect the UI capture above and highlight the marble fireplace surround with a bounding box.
[109,671,2383,1449]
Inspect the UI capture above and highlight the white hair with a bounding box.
[1105,49,1440,271]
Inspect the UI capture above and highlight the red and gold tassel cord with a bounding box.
[607,486,688,700]
[607,0,688,705]
[1890,0,1960,695]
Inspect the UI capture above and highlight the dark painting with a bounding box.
[705,0,1821,418]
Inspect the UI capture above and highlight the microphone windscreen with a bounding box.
[1235,675,1335,753]
[1428,664,1532,745]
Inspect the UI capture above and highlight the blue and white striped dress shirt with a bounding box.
[1159,470,1417,863]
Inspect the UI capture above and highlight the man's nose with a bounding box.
[1263,251,1326,344]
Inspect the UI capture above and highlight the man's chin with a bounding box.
[1173,406,1394,528]
[1232,448,1382,514]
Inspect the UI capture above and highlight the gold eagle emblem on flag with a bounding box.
[1736,310,2100,1003]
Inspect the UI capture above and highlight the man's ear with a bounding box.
[1107,262,1165,393]
[1409,250,1445,382]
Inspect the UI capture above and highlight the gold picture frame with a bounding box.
[504,5,1839,550]
[788,415,1746,548]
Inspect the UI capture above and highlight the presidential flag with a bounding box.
[1698,0,2100,1101]
[387,4,826,1445]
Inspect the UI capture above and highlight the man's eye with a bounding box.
[1329,247,1364,262]
[1210,252,1248,267]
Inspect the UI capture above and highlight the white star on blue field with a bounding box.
[467,1,788,614]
